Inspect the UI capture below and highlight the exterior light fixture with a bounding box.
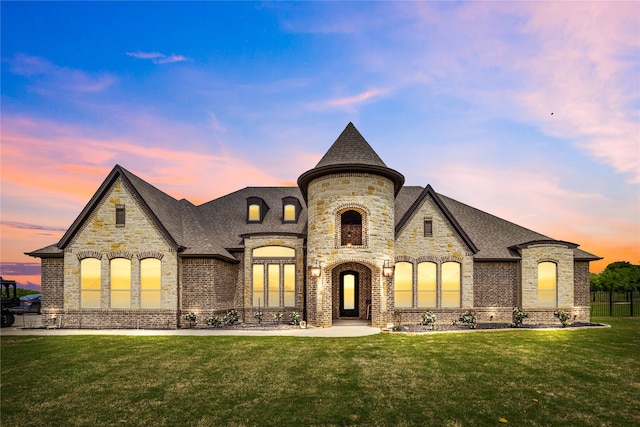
[309,264,321,278]
[382,260,395,277]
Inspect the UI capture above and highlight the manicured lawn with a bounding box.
[2,318,639,426]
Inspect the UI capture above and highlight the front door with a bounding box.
[340,271,359,317]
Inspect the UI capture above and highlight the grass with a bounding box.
[1,317,639,426]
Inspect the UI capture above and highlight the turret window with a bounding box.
[341,210,362,246]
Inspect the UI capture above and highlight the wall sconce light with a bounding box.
[382,260,395,277]
[309,264,321,278]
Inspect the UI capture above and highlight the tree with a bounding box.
[591,261,640,292]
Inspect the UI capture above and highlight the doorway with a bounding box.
[339,271,359,317]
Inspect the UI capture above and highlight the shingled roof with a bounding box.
[27,124,600,263]
[297,122,405,201]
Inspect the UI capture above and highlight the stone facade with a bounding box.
[60,178,179,328]
[305,173,395,327]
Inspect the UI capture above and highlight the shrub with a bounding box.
[274,312,283,323]
[510,307,529,328]
[289,310,301,325]
[454,310,477,329]
[206,316,224,327]
[224,309,239,326]
[420,311,437,330]
[254,311,263,324]
[554,310,571,327]
[183,312,197,328]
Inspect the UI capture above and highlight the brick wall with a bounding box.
[40,257,64,326]
[574,261,590,307]
[180,258,240,324]
[473,262,518,308]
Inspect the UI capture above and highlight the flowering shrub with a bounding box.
[183,312,197,328]
[274,312,283,323]
[554,310,571,327]
[510,307,529,328]
[254,311,263,324]
[420,311,437,330]
[206,316,224,327]
[224,309,239,325]
[289,310,301,325]
[454,310,477,329]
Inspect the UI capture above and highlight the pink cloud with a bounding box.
[309,88,390,111]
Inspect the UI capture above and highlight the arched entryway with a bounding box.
[331,263,372,321]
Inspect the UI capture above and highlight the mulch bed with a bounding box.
[389,322,606,333]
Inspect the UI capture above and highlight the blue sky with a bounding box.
[1,1,639,287]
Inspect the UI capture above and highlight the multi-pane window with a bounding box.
[81,258,101,308]
[538,262,557,307]
[110,258,131,308]
[393,262,413,308]
[252,246,296,307]
[140,258,162,309]
[393,261,461,308]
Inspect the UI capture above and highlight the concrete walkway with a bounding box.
[0,317,381,338]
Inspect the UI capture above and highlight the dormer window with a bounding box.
[247,197,269,223]
[282,197,302,223]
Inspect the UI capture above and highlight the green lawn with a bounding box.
[2,318,639,426]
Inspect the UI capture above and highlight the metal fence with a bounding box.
[590,291,639,317]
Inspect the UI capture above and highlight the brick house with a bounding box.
[27,123,600,328]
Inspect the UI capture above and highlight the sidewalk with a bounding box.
[1,317,381,338]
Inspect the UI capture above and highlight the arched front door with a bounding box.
[339,271,359,317]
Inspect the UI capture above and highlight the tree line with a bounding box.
[590,261,640,292]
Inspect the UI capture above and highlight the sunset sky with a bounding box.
[2,1,639,288]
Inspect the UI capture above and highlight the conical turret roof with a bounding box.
[297,122,404,201]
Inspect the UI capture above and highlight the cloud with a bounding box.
[0,262,41,276]
[309,88,390,112]
[126,51,189,64]
[8,54,115,93]
[1,221,67,232]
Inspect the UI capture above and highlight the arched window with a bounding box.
[341,210,362,246]
[252,246,296,307]
[538,262,557,307]
[394,262,413,308]
[441,262,461,308]
[417,262,437,307]
[140,258,162,309]
[80,258,101,308]
[110,258,131,308]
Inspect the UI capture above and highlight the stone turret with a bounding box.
[298,123,404,327]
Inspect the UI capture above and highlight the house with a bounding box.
[27,123,600,328]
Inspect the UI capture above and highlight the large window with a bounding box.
[110,258,131,308]
[394,262,413,308]
[393,261,461,309]
[81,258,101,308]
[252,246,296,307]
[441,262,461,308]
[140,258,162,309]
[538,262,557,307]
[417,262,437,307]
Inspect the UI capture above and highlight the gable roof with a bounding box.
[297,122,405,201]
[395,185,478,254]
